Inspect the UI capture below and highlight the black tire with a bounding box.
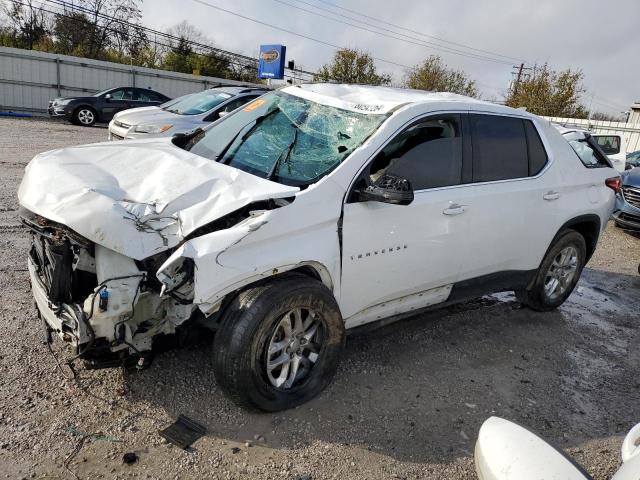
[73,106,97,127]
[516,231,586,311]
[212,274,345,412]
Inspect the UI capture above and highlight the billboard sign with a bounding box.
[258,44,286,80]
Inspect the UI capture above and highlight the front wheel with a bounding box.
[73,107,97,126]
[516,231,586,311]
[212,274,345,412]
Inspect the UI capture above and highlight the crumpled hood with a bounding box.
[18,138,299,260]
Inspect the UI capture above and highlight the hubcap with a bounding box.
[78,109,94,125]
[265,308,322,389]
[544,246,579,301]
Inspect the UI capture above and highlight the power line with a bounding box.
[310,0,526,63]
[272,0,516,66]
[44,0,257,68]
[189,0,416,71]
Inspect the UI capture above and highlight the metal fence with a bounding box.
[0,46,260,115]
[543,116,640,154]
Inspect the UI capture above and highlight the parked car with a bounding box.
[612,167,640,229]
[48,87,171,126]
[592,133,627,172]
[475,417,640,479]
[626,150,640,170]
[20,84,619,411]
[108,86,268,140]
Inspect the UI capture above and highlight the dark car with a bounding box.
[48,87,171,127]
[626,150,640,170]
[613,167,640,230]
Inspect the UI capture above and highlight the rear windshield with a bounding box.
[163,90,232,115]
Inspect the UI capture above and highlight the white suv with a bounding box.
[19,84,620,411]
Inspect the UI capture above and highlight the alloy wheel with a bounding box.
[78,109,95,125]
[543,246,579,301]
[265,308,322,390]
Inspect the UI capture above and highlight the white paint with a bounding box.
[475,417,591,479]
[476,417,640,480]
[18,138,298,260]
[20,85,619,355]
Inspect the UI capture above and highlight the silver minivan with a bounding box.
[108,86,268,140]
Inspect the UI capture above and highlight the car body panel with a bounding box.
[18,138,299,260]
[48,87,170,124]
[107,87,267,140]
[592,133,626,172]
[613,167,640,229]
[21,84,618,355]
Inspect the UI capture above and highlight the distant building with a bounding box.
[629,103,640,124]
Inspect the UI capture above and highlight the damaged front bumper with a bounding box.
[24,211,197,361]
[28,258,91,347]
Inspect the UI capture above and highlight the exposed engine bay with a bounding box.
[21,198,291,365]
[23,209,197,364]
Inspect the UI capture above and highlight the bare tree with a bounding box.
[1,0,51,49]
[54,0,144,59]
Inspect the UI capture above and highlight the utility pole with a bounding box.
[511,63,531,97]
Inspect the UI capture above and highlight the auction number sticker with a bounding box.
[352,104,384,112]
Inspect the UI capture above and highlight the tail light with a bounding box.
[605,176,621,193]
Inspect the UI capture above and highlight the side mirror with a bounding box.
[355,174,414,206]
[104,94,111,102]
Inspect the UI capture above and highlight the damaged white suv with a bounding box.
[19,84,620,411]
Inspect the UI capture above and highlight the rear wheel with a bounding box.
[212,274,345,412]
[516,231,586,311]
[73,106,97,126]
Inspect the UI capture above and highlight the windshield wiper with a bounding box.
[217,107,281,163]
[267,127,298,181]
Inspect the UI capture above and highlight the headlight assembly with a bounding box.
[133,124,173,134]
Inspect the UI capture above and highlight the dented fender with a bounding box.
[157,183,344,317]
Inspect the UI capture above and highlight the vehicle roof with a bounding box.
[281,83,514,115]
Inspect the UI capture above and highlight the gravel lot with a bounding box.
[0,117,639,480]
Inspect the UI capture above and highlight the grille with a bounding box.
[114,120,131,129]
[622,186,640,209]
[111,133,124,140]
[619,212,640,223]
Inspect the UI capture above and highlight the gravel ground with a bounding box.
[0,117,639,480]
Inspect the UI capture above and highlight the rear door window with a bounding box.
[470,114,528,182]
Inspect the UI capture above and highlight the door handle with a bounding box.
[543,191,561,201]
[442,204,466,215]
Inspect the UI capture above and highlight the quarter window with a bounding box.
[367,115,463,190]
[470,114,528,182]
[524,120,548,175]
[565,133,610,168]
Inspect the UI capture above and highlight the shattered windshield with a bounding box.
[186,91,389,186]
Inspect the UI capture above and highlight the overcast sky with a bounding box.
[142,0,638,116]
